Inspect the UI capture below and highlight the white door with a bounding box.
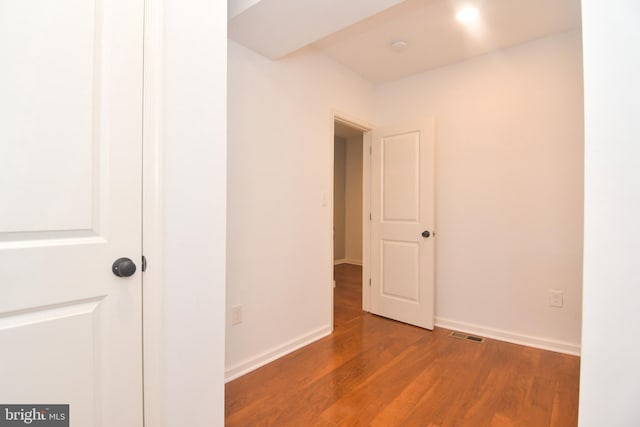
[370,118,435,329]
[0,0,144,425]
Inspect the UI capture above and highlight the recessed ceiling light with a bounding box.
[390,40,408,52]
[456,6,479,23]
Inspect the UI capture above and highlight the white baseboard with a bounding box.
[435,317,581,356]
[224,325,333,382]
[333,259,363,266]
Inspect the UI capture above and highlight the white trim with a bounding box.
[333,111,374,132]
[142,0,165,425]
[225,325,332,382]
[435,317,581,356]
[329,116,336,330]
[333,258,363,266]
[362,131,372,312]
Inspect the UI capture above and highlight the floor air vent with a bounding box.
[449,331,485,343]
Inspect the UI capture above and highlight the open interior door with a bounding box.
[0,0,144,425]
[370,118,435,329]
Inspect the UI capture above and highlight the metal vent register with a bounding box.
[449,331,485,343]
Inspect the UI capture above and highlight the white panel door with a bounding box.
[370,119,435,329]
[0,0,144,425]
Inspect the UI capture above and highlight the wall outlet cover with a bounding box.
[231,305,243,325]
[549,290,564,308]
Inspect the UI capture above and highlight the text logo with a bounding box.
[0,405,68,427]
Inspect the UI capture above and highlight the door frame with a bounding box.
[142,1,228,425]
[330,111,373,318]
[142,0,165,424]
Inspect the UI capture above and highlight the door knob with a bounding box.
[421,230,431,238]
[112,257,137,277]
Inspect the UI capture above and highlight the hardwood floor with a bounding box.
[225,264,580,426]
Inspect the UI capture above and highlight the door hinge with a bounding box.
[369,278,372,287]
[370,146,372,155]
[141,255,147,272]
[369,212,372,220]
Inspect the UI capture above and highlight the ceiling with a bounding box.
[313,0,581,83]
[229,0,582,84]
[228,0,405,59]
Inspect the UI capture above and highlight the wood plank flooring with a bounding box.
[225,264,580,426]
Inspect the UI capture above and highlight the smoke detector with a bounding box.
[390,40,408,52]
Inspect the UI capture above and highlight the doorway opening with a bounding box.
[333,119,366,328]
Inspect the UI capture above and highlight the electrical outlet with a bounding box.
[549,290,564,308]
[231,305,243,325]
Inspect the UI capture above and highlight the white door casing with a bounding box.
[0,0,144,425]
[370,119,435,329]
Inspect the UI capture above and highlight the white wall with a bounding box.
[374,30,584,353]
[579,1,640,425]
[226,40,373,379]
[160,0,227,424]
[345,136,363,263]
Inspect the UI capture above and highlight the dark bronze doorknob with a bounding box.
[421,230,431,238]
[112,257,137,277]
